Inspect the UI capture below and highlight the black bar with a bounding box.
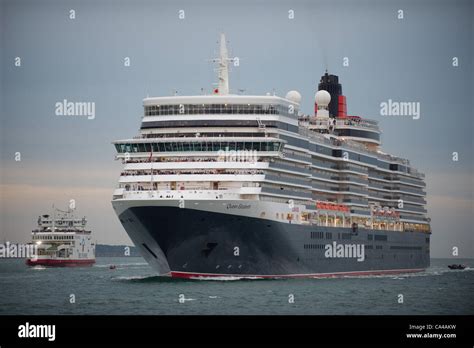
[0,315,473,347]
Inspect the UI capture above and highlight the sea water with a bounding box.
[0,258,473,315]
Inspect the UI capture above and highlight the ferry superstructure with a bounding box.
[26,207,95,267]
[111,34,430,278]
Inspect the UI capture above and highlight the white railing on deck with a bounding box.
[113,188,261,200]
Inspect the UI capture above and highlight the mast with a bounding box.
[217,33,230,95]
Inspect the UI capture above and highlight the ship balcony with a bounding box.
[342,197,369,206]
[394,186,426,195]
[281,151,312,163]
[260,186,312,199]
[369,184,425,197]
[397,206,427,214]
[268,161,311,175]
[311,159,334,170]
[397,176,426,187]
[329,186,369,195]
[370,173,426,188]
[332,164,368,175]
[311,173,368,186]
[368,191,426,205]
[399,215,429,222]
[264,174,311,187]
[392,195,426,205]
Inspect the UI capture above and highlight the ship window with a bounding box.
[114,140,283,154]
[144,103,298,117]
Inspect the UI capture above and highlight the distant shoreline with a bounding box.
[95,244,140,257]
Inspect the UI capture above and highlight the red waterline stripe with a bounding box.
[170,268,424,279]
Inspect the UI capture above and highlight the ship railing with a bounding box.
[298,115,379,130]
[345,116,379,125]
[126,134,282,141]
[120,169,266,176]
[376,152,410,166]
[141,133,270,139]
[121,157,267,164]
[335,118,379,131]
[298,128,334,146]
[117,188,260,200]
[407,168,425,178]
[31,229,91,234]
[343,139,375,153]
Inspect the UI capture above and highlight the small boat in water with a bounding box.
[26,205,95,267]
[447,264,466,270]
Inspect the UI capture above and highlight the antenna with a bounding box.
[214,33,231,95]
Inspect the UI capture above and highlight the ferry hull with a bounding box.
[26,259,95,267]
[116,205,430,278]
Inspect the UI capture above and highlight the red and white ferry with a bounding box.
[26,206,95,267]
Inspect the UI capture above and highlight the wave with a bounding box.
[29,266,47,270]
[111,274,268,283]
[320,266,474,280]
[189,275,264,281]
[111,275,191,283]
[111,275,160,282]
[179,298,196,302]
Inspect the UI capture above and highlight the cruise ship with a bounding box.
[111,34,430,278]
[26,206,95,267]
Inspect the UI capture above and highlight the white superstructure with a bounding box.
[27,206,95,266]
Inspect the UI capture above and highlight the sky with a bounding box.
[0,0,473,258]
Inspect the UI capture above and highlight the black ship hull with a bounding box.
[117,206,430,278]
